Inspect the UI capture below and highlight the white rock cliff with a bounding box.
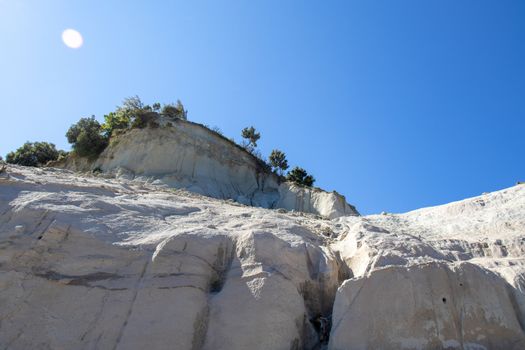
[59,121,358,219]
[0,164,524,349]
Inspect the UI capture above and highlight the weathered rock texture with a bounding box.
[58,121,358,218]
[0,164,524,349]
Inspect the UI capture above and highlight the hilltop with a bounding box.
[55,116,358,219]
[5,97,358,219]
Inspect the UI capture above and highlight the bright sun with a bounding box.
[61,29,83,49]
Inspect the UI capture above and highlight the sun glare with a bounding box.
[61,29,83,49]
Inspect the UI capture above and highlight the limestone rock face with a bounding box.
[59,121,358,218]
[276,183,357,219]
[330,263,525,349]
[0,164,524,349]
[330,186,525,349]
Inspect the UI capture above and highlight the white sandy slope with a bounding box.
[0,164,524,349]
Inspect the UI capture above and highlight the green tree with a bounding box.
[101,111,131,137]
[286,166,315,187]
[5,142,63,167]
[241,126,261,151]
[66,116,108,158]
[269,149,289,176]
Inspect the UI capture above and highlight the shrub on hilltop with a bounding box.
[5,142,65,167]
[66,116,108,158]
[101,97,188,136]
[101,111,132,137]
[65,96,190,160]
[161,100,187,120]
[4,95,321,187]
[105,96,153,132]
[131,109,159,129]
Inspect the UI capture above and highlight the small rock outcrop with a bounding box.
[1,165,524,349]
[58,121,358,218]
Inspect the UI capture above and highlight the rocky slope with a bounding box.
[0,164,524,349]
[58,120,358,219]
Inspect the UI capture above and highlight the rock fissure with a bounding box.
[112,258,150,350]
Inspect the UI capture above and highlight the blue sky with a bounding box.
[1,0,524,214]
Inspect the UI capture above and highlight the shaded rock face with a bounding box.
[330,263,525,349]
[1,165,524,349]
[60,121,358,218]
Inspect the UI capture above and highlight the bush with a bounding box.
[269,149,289,176]
[161,100,187,120]
[66,116,108,158]
[101,96,187,135]
[5,142,63,167]
[108,96,164,130]
[101,111,131,137]
[131,110,159,129]
[286,166,315,187]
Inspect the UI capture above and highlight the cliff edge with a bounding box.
[58,120,358,218]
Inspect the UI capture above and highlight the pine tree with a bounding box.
[241,126,261,150]
[286,166,315,187]
[269,149,289,176]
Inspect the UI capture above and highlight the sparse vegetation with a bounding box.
[211,126,223,135]
[121,95,144,111]
[101,97,189,136]
[5,142,65,167]
[286,166,315,187]
[66,96,190,160]
[238,127,315,185]
[8,94,318,187]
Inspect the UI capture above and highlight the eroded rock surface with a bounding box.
[58,121,358,218]
[0,165,524,349]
